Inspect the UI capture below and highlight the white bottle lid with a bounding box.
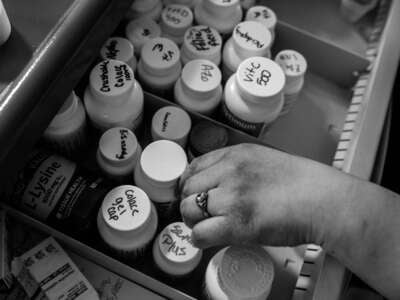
[100,37,136,71]
[235,56,285,104]
[139,140,187,187]
[202,0,241,18]
[0,0,11,45]
[130,0,160,15]
[232,21,272,59]
[181,25,222,65]
[140,37,181,77]
[125,18,162,56]
[89,59,134,105]
[245,6,277,32]
[151,106,192,147]
[161,4,193,38]
[153,222,202,276]
[275,49,307,94]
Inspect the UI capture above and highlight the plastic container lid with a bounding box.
[189,120,228,156]
[100,37,135,65]
[245,6,277,31]
[161,4,193,37]
[203,0,241,17]
[125,18,161,55]
[275,50,307,93]
[151,106,192,147]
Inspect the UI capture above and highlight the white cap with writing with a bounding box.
[161,4,193,42]
[245,6,277,34]
[100,37,136,72]
[125,18,161,56]
[203,0,241,18]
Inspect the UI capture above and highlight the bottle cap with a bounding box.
[189,121,228,157]
[245,6,277,32]
[130,0,159,14]
[154,222,202,275]
[161,4,193,38]
[275,50,307,93]
[140,37,181,77]
[218,246,274,300]
[164,0,197,8]
[125,18,161,56]
[89,59,134,104]
[100,37,135,67]
[48,92,78,129]
[235,56,285,104]
[151,106,192,147]
[181,25,222,64]
[140,140,187,187]
[232,21,272,59]
[203,0,241,18]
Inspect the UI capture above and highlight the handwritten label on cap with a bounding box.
[233,22,271,51]
[92,60,133,95]
[275,50,307,77]
[163,5,192,26]
[186,26,221,53]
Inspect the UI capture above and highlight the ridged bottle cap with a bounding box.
[245,6,277,32]
[100,37,135,69]
[161,4,193,38]
[189,120,228,157]
[275,49,307,93]
[203,0,241,18]
[125,18,161,55]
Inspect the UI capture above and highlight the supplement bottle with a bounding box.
[100,37,137,73]
[160,4,193,46]
[275,49,307,116]
[96,127,142,183]
[245,6,278,42]
[194,0,243,36]
[174,59,222,116]
[126,0,163,22]
[204,245,275,300]
[153,222,202,277]
[151,106,192,148]
[125,17,162,57]
[0,0,11,45]
[137,37,182,98]
[222,21,273,81]
[84,59,144,133]
[221,56,286,136]
[97,185,158,259]
[43,91,87,158]
[181,25,222,66]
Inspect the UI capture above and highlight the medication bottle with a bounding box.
[221,56,286,136]
[126,0,163,22]
[84,59,144,133]
[194,0,243,36]
[245,6,278,42]
[275,49,307,116]
[340,0,379,23]
[174,59,222,116]
[125,17,162,57]
[137,37,182,98]
[0,0,11,45]
[153,222,202,277]
[181,25,222,66]
[204,245,275,300]
[187,120,228,161]
[134,140,187,221]
[163,0,199,9]
[100,37,137,73]
[151,106,192,148]
[240,0,256,11]
[97,185,158,259]
[222,21,273,81]
[160,4,194,46]
[96,127,142,183]
[43,91,87,158]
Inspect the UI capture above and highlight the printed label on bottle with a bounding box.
[221,101,263,136]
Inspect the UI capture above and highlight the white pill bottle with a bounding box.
[160,4,194,46]
[0,0,11,45]
[245,6,278,42]
[126,0,163,21]
[100,37,137,73]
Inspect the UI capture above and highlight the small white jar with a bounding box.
[0,0,11,45]
[137,37,182,97]
[125,17,162,57]
[240,0,256,11]
[126,0,163,21]
[153,222,202,277]
[160,4,194,46]
[221,56,286,136]
[174,59,222,116]
[151,106,192,148]
[340,0,379,23]
[181,25,222,66]
[100,37,137,73]
[222,21,273,81]
[97,185,158,259]
[84,59,144,133]
[194,0,243,36]
[163,0,199,9]
[204,246,275,300]
[97,127,142,183]
[43,91,87,157]
[245,6,278,42]
[275,49,308,116]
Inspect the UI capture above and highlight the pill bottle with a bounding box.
[245,6,278,42]
[126,0,163,22]
[43,91,87,158]
[204,245,275,300]
[222,21,272,81]
[187,120,228,161]
[221,56,285,136]
[125,17,162,57]
[194,0,243,36]
[96,127,142,183]
[137,37,182,98]
[160,4,194,46]
[275,49,307,116]
[163,0,199,9]
[97,185,158,259]
[240,0,256,11]
[153,222,202,277]
[174,59,222,116]
[151,106,192,148]
[100,37,137,73]
[134,140,187,221]
[0,0,11,45]
[181,25,222,66]
[340,0,379,23]
[84,59,144,133]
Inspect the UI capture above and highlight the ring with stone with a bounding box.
[195,191,210,218]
